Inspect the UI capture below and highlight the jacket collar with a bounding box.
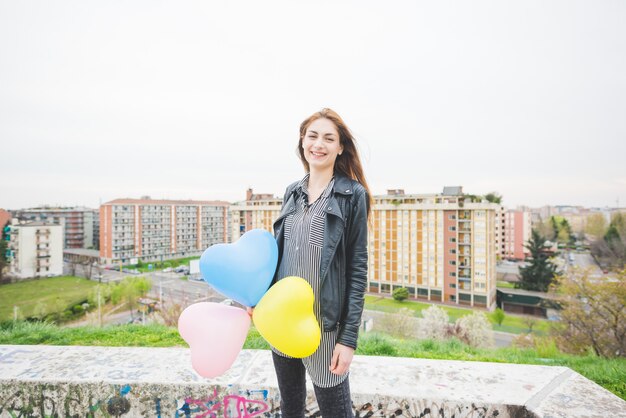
[332,173,355,196]
[294,172,354,200]
[294,173,335,204]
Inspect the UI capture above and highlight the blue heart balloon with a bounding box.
[200,229,278,307]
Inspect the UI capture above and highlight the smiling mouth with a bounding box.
[310,151,326,157]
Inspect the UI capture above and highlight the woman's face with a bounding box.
[301,118,343,172]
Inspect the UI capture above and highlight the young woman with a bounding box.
[270,108,372,417]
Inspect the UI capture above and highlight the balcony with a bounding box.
[458,281,471,290]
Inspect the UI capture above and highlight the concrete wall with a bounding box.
[1,345,624,417]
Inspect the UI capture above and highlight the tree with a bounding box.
[484,192,503,204]
[550,216,574,246]
[392,287,409,302]
[490,307,506,327]
[611,212,626,238]
[550,217,560,242]
[81,260,94,279]
[551,268,626,358]
[517,229,560,292]
[591,217,626,270]
[154,296,189,327]
[111,276,152,319]
[585,213,608,239]
[535,218,555,242]
[523,316,537,332]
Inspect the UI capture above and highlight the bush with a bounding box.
[60,311,73,322]
[418,305,449,340]
[377,308,416,339]
[392,287,409,302]
[452,311,494,348]
[72,305,84,315]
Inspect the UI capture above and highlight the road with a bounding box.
[560,251,604,277]
[147,272,225,306]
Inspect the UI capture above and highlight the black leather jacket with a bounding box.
[272,173,369,349]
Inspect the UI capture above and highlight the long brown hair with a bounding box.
[297,108,373,219]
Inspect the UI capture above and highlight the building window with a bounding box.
[449,260,456,265]
[449,249,456,254]
[449,226,456,231]
[449,283,456,288]
[449,272,456,277]
[449,237,456,243]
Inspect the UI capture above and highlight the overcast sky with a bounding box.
[1,1,625,210]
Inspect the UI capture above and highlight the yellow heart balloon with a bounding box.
[253,276,321,358]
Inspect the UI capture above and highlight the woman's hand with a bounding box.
[329,343,354,375]
[246,307,254,318]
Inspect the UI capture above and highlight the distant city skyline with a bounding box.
[3,183,623,212]
[2,1,624,211]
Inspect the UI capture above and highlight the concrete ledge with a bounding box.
[0,345,624,417]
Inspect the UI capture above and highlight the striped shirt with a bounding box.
[272,173,348,388]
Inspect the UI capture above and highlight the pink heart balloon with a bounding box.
[178,302,251,378]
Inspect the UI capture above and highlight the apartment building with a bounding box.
[92,213,100,250]
[0,209,10,230]
[368,187,498,309]
[99,198,230,264]
[12,207,97,249]
[6,221,63,279]
[502,210,532,260]
[495,206,505,257]
[229,188,282,241]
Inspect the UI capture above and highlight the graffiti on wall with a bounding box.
[353,400,502,418]
[0,383,504,418]
[0,384,133,418]
[0,384,282,418]
[171,388,275,418]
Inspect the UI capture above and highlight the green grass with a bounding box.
[496,281,516,289]
[0,322,623,400]
[0,276,98,320]
[364,295,551,335]
[130,256,201,273]
[0,321,269,349]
